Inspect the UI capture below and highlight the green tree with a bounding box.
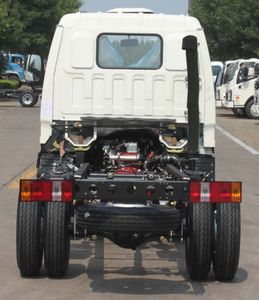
[190,0,259,61]
[0,0,81,57]
[0,0,10,52]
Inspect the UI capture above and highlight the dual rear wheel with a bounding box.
[16,202,71,277]
[185,202,240,281]
[17,201,240,280]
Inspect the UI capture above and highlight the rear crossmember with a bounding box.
[19,178,242,203]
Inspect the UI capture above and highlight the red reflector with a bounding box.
[190,182,201,202]
[210,182,232,203]
[19,180,74,202]
[62,181,73,202]
[190,181,242,203]
[31,181,52,202]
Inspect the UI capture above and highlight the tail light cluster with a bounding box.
[190,181,242,203]
[19,180,73,202]
[19,179,241,204]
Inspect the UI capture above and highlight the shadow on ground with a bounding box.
[59,238,248,295]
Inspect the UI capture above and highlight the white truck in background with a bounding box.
[222,58,259,118]
[254,63,259,113]
[215,60,236,107]
[211,61,223,91]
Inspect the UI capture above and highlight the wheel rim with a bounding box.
[22,94,33,105]
[250,103,259,117]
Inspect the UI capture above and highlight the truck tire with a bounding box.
[185,203,213,280]
[16,202,43,277]
[44,202,71,277]
[19,91,38,107]
[245,98,259,119]
[213,203,240,281]
[77,204,181,233]
[231,108,245,117]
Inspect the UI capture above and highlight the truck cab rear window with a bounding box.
[97,34,162,69]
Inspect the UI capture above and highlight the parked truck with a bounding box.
[0,53,25,86]
[215,60,236,107]
[254,63,259,113]
[16,9,241,281]
[211,61,223,92]
[222,58,259,118]
[0,53,44,107]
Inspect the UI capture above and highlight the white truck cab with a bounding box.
[211,61,223,98]
[215,60,237,107]
[222,58,259,118]
[17,9,241,282]
[40,10,215,148]
[253,63,259,113]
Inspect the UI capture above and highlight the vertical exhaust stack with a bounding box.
[182,35,200,154]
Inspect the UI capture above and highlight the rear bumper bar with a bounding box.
[74,174,189,202]
[19,177,241,204]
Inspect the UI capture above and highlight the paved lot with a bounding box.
[0,101,259,300]
[216,108,259,152]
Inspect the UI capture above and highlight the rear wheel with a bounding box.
[19,91,38,107]
[213,203,240,281]
[245,98,259,119]
[16,202,43,277]
[44,202,71,277]
[185,203,213,280]
[232,108,245,117]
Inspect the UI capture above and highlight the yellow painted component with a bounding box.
[52,141,60,149]
[73,146,91,151]
[166,148,185,153]
[167,124,176,130]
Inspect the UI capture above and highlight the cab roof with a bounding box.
[59,11,201,32]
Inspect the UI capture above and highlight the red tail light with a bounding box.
[31,180,52,202]
[19,180,74,202]
[61,180,73,202]
[190,181,242,203]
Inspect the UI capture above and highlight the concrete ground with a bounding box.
[0,101,259,300]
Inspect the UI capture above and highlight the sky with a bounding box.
[80,0,189,15]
